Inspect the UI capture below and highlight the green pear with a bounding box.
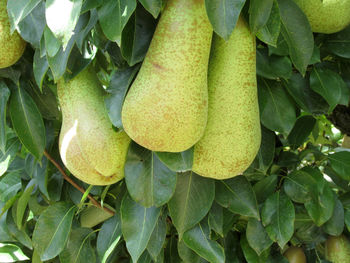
[326,235,350,263]
[58,67,131,185]
[284,246,307,263]
[192,17,261,179]
[293,0,350,34]
[0,0,26,68]
[121,0,212,152]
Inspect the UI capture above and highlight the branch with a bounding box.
[43,150,115,216]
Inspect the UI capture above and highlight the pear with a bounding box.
[284,246,307,263]
[0,0,26,68]
[121,0,212,152]
[58,67,131,185]
[192,17,261,179]
[325,235,350,263]
[293,0,350,34]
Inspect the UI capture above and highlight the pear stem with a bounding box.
[43,150,115,216]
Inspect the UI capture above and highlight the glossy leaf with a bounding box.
[215,176,260,219]
[7,0,42,29]
[16,183,35,230]
[240,235,270,263]
[0,82,10,153]
[261,191,295,248]
[323,198,344,236]
[287,115,316,149]
[9,83,46,160]
[283,170,315,203]
[0,139,21,177]
[253,174,278,204]
[329,151,350,181]
[121,194,161,262]
[147,213,167,261]
[125,142,177,207]
[254,126,275,174]
[325,26,350,59]
[0,243,29,262]
[156,147,194,172]
[178,239,206,263]
[138,0,162,18]
[246,218,273,255]
[249,0,273,34]
[32,202,76,261]
[208,202,237,237]
[0,172,22,202]
[256,1,280,46]
[33,50,49,91]
[168,172,215,237]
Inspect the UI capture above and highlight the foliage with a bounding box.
[1,0,350,262]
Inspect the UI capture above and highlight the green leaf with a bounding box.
[44,26,61,57]
[324,26,350,59]
[246,218,273,255]
[183,220,225,263]
[205,0,245,40]
[6,213,33,249]
[156,147,194,172]
[0,139,21,177]
[7,0,42,30]
[59,228,96,263]
[208,202,237,238]
[323,198,344,236]
[0,172,22,202]
[287,115,316,149]
[283,170,315,203]
[0,243,29,262]
[258,78,296,134]
[16,183,35,230]
[329,151,350,181]
[147,212,167,261]
[97,214,122,263]
[9,83,46,160]
[164,235,182,263]
[253,174,278,204]
[0,82,10,153]
[105,66,139,128]
[121,194,161,262]
[249,0,273,34]
[125,142,177,207]
[32,202,76,261]
[261,191,295,248]
[97,0,137,45]
[254,126,275,174]
[168,172,215,237]
[33,50,49,91]
[45,0,83,48]
[215,175,259,219]
[178,239,206,263]
[138,0,162,18]
[256,1,280,46]
[240,234,269,263]
[310,67,348,112]
[277,0,314,75]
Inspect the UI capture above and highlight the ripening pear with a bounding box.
[192,17,261,179]
[284,246,307,263]
[293,0,350,34]
[58,67,131,185]
[325,235,350,263]
[0,0,26,68]
[121,0,212,152]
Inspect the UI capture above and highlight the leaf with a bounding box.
[147,212,167,261]
[121,4,157,66]
[287,115,316,149]
[261,191,295,248]
[0,139,21,177]
[205,0,246,40]
[178,239,206,263]
[215,175,259,219]
[59,228,96,263]
[329,151,350,181]
[156,147,194,172]
[283,170,315,203]
[44,26,61,58]
[253,174,278,204]
[277,0,314,75]
[32,202,76,261]
[9,82,46,160]
[246,218,273,255]
[0,172,22,202]
[121,194,161,262]
[256,1,280,46]
[124,142,177,207]
[323,198,344,236]
[6,213,33,249]
[208,202,237,237]
[138,0,162,18]
[0,82,10,153]
[16,183,35,230]
[45,0,83,48]
[311,67,349,113]
[105,66,139,128]
[7,0,42,30]
[254,126,275,173]
[33,50,49,91]
[164,235,182,263]
[258,78,296,134]
[324,26,350,59]
[183,220,225,263]
[168,172,215,237]
[249,0,273,34]
[97,0,137,45]
[240,234,270,263]
[0,244,29,262]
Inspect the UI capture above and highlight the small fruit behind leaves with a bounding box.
[284,246,307,263]
[325,235,350,263]
[0,0,26,68]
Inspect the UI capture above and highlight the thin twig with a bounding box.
[43,150,115,215]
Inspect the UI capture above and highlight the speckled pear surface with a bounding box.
[121,0,212,152]
[58,67,131,185]
[293,0,350,33]
[0,0,26,68]
[325,235,350,263]
[192,17,261,180]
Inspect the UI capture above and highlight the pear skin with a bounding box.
[284,246,307,263]
[121,0,212,152]
[325,235,350,263]
[58,67,131,185]
[0,1,26,68]
[192,17,261,179]
[293,0,350,34]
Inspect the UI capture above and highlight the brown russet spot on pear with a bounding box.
[121,0,212,152]
[58,67,131,185]
[0,0,26,68]
[192,17,261,179]
[293,0,350,33]
[325,235,350,263]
